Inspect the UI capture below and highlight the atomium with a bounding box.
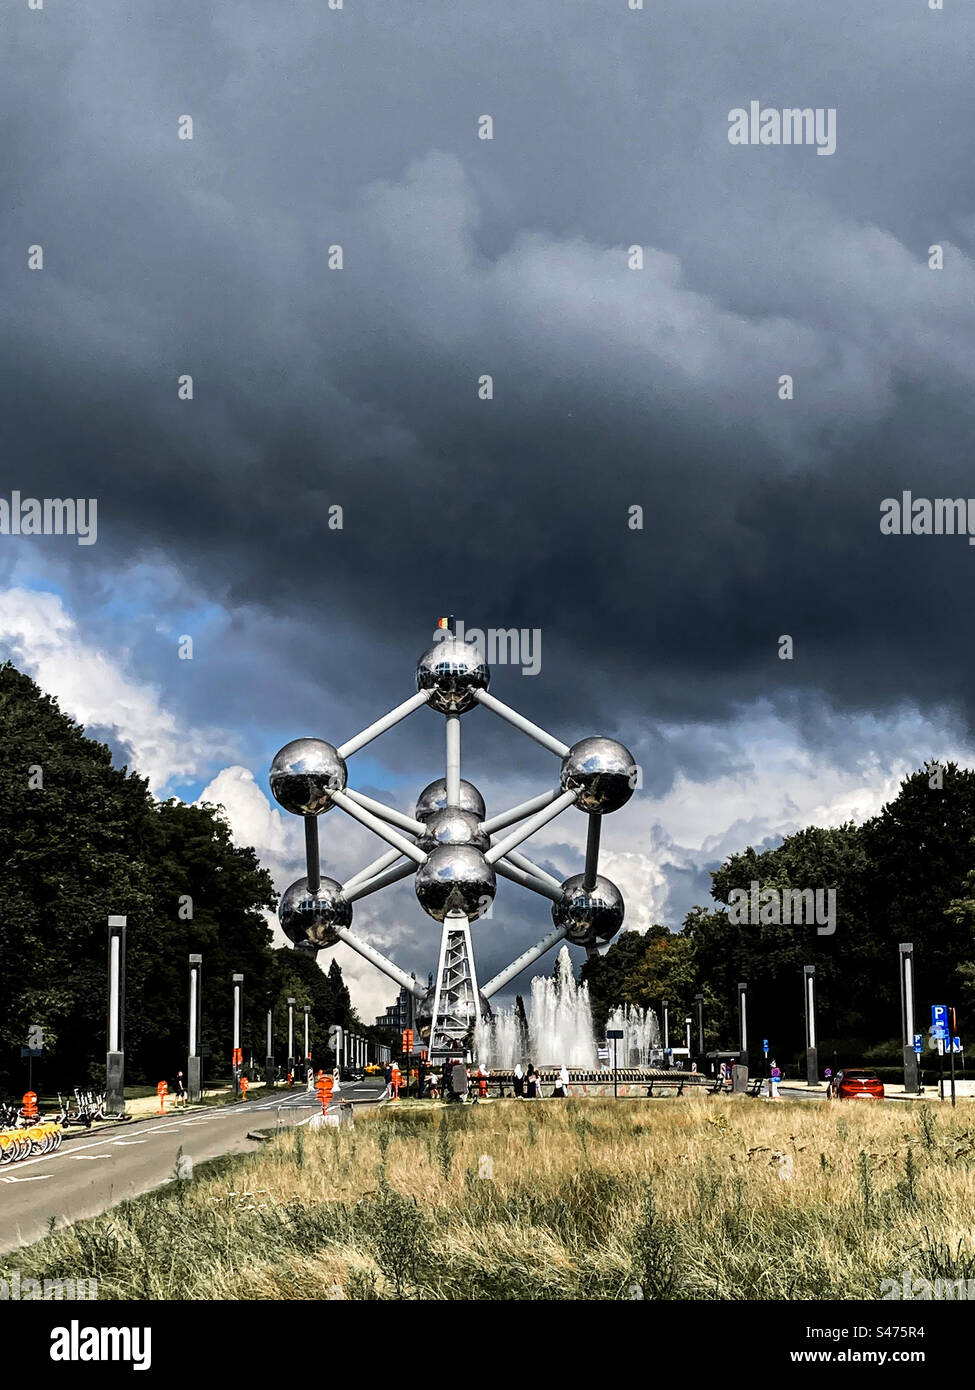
[270,621,635,1059]
[270,738,347,815]
[416,635,490,714]
[279,875,352,948]
[553,872,624,947]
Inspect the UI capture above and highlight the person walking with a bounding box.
[173,1071,187,1108]
[554,1063,570,1098]
[513,1063,524,1098]
[525,1064,538,1099]
[769,1059,782,1100]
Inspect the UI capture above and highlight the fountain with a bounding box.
[476,945,660,1071]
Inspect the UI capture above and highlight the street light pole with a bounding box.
[662,998,669,1056]
[188,954,202,1102]
[265,1004,274,1090]
[899,943,919,1096]
[738,981,748,1069]
[303,1003,310,1075]
[287,997,295,1079]
[803,965,819,1086]
[106,917,126,1114]
[694,992,704,1057]
[232,973,243,1096]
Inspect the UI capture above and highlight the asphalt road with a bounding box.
[0,1080,385,1256]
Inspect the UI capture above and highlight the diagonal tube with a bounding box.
[343,857,417,904]
[473,689,570,757]
[334,926,426,998]
[330,789,428,864]
[485,789,577,864]
[480,788,562,835]
[342,846,405,895]
[495,858,563,903]
[481,925,570,999]
[337,690,431,759]
[343,787,425,837]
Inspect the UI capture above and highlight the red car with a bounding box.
[833,1068,884,1100]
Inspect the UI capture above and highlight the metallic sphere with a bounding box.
[416,808,489,854]
[559,736,637,814]
[416,636,490,714]
[552,872,624,947]
[270,738,347,816]
[415,777,486,823]
[414,845,497,922]
[279,875,352,949]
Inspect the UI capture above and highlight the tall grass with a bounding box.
[7,1098,975,1300]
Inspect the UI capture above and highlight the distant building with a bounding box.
[374,975,430,1032]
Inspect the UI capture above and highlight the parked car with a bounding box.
[833,1068,884,1100]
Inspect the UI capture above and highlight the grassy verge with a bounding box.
[7,1097,975,1300]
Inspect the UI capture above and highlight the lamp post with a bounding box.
[303,1003,311,1075]
[803,965,819,1086]
[106,917,126,1113]
[899,943,919,1096]
[694,992,704,1057]
[737,981,748,1068]
[265,1003,274,1090]
[684,1016,692,1054]
[188,954,203,1102]
[287,997,296,1079]
[662,998,670,1056]
[232,973,243,1096]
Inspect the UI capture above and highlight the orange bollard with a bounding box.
[316,1076,334,1113]
[21,1092,38,1120]
[156,1081,168,1114]
[239,1076,249,1101]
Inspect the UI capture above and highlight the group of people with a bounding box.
[512,1063,571,1099]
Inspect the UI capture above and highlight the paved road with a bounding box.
[0,1080,385,1256]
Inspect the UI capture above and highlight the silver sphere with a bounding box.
[270,738,347,816]
[414,844,496,922]
[416,636,490,714]
[279,875,352,949]
[560,736,637,814]
[415,777,486,823]
[552,872,624,947]
[416,808,489,854]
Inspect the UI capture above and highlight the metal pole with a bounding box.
[695,992,704,1056]
[287,997,295,1078]
[613,1036,618,1099]
[485,790,578,864]
[481,788,561,835]
[106,917,126,1114]
[738,981,748,1067]
[582,815,601,892]
[662,999,669,1053]
[329,789,427,863]
[266,1006,274,1090]
[341,789,425,836]
[304,1004,310,1069]
[232,973,243,1096]
[337,690,431,759]
[494,858,563,903]
[188,954,202,1102]
[333,925,426,996]
[446,711,461,807]
[343,857,417,903]
[803,965,819,1086]
[481,924,570,997]
[685,1016,692,1053]
[473,689,570,757]
[304,816,320,894]
[899,943,919,1096]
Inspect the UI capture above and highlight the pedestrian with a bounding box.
[513,1062,524,1098]
[427,1070,440,1099]
[476,1062,488,1102]
[450,1061,467,1103]
[769,1059,782,1100]
[525,1063,538,1099]
[555,1063,570,1098]
[174,1070,187,1108]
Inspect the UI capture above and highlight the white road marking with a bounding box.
[73,1154,112,1161]
[1,1173,52,1182]
[112,1140,147,1146]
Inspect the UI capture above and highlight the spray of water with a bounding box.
[476,945,658,1068]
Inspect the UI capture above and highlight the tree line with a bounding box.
[0,662,381,1094]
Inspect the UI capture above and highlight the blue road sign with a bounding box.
[606,1029,624,1040]
[932,1023,949,1041]
[762,1038,769,1052]
[20,1047,41,1058]
[932,1005,948,1025]
[953,1037,963,1053]
[913,1033,923,1054]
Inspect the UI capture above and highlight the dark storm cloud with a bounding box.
[3,0,975,770]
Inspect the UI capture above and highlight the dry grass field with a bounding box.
[8,1096,975,1300]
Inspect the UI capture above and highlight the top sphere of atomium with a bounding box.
[560,736,637,815]
[552,872,624,947]
[415,777,486,822]
[270,737,347,815]
[416,636,490,714]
